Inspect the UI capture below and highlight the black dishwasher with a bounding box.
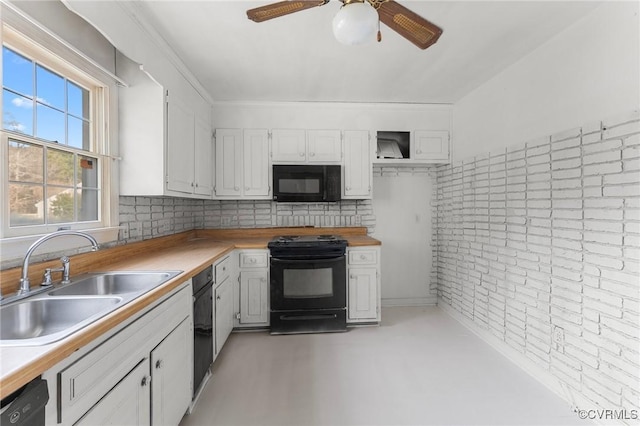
[192,265,213,397]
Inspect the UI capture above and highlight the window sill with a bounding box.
[0,227,121,269]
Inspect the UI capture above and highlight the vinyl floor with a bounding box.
[180,306,585,426]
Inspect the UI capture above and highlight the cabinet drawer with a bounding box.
[348,249,377,265]
[240,252,268,268]
[215,256,231,283]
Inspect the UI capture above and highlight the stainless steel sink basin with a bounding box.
[0,297,121,345]
[1,270,182,346]
[48,271,181,297]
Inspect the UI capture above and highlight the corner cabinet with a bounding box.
[214,129,270,199]
[343,130,372,199]
[347,247,381,324]
[166,96,214,196]
[118,57,214,199]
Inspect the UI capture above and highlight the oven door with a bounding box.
[270,256,346,311]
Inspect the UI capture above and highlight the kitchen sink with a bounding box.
[48,271,182,297]
[1,270,182,346]
[0,297,122,345]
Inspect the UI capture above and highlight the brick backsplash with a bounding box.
[118,197,375,243]
[436,111,640,415]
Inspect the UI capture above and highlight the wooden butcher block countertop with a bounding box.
[0,227,380,398]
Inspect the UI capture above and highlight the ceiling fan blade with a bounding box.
[247,0,328,23]
[377,1,442,50]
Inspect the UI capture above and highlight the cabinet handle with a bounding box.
[245,186,250,191]
[217,295,221,300]
[310,152,315,157]
[141,376,149,387]
[223,266,226,271]
[190,182,194,187]
[360,254,366,260]
[350,275,355,279]
[299,152,304,157]
[234,186,239,191]
[155,360,162,369]
[261,278,266,283]
[346,186,351,191]
[417,149,422,154]
[235,313,241,320]
[195,183,199,188]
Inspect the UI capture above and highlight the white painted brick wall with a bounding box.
[119,197,375,243]
[436,111,640,416]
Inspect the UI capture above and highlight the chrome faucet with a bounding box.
[19,230,99,295]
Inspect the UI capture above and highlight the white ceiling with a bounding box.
[136,0,602,104]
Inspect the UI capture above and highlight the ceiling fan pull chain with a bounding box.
[377,17,382,42]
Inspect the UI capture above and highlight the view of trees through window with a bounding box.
[3,45,99,228]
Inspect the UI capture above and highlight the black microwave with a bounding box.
[272,165,342,202]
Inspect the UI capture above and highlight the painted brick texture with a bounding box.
[436,112,640,415]
[119,197,375,243]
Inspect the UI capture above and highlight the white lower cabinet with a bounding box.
[151,318,192,426]
[236,250,269,328]
[214,276,234,358]
[347,247,381,323]
[76,359,150,426]
[50,282,193,426]
[239,270,268,325]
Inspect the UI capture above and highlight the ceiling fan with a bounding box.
[246,0,443,50]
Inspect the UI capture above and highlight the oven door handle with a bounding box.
[271,257,343,264]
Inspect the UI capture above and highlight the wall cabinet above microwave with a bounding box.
[271,129,342,163]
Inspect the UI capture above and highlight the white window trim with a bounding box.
[0,4,121,264]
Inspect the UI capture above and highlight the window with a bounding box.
[1,25,114,240]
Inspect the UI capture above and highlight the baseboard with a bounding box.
[381,297,437,307]
[437,300,607,425]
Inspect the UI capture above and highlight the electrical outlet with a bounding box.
[553,326,565,352]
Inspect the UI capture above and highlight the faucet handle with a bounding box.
[41,269,54,286]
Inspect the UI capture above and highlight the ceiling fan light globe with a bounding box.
[332,2,378,46]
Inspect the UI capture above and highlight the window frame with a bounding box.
[0,18,119,264]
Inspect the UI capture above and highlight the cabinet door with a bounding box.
[166,96,195,194]
[194,115,214,196]
[343,130,372,199]
[413,130,450,162]
[243,129,270,197]
[215,129,243,196]
[76,359,150,426]
[239,270,268,325]
[307,130,342,162]
[215,277,234,355]
[348,267,378,321]
[271,129,306,162]
[151,318,192,426]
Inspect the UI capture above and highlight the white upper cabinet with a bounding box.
[271,129,306,162]
[307,130,342,162]
[243,130,271,197]
[166,96,195,194]
[413,130,450,162]
[343,130,372,199]
[214,129,270,199]
[194,115,215,196]
[118,57,214,199]
[215,129,243,197]
[272,129,341,163]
